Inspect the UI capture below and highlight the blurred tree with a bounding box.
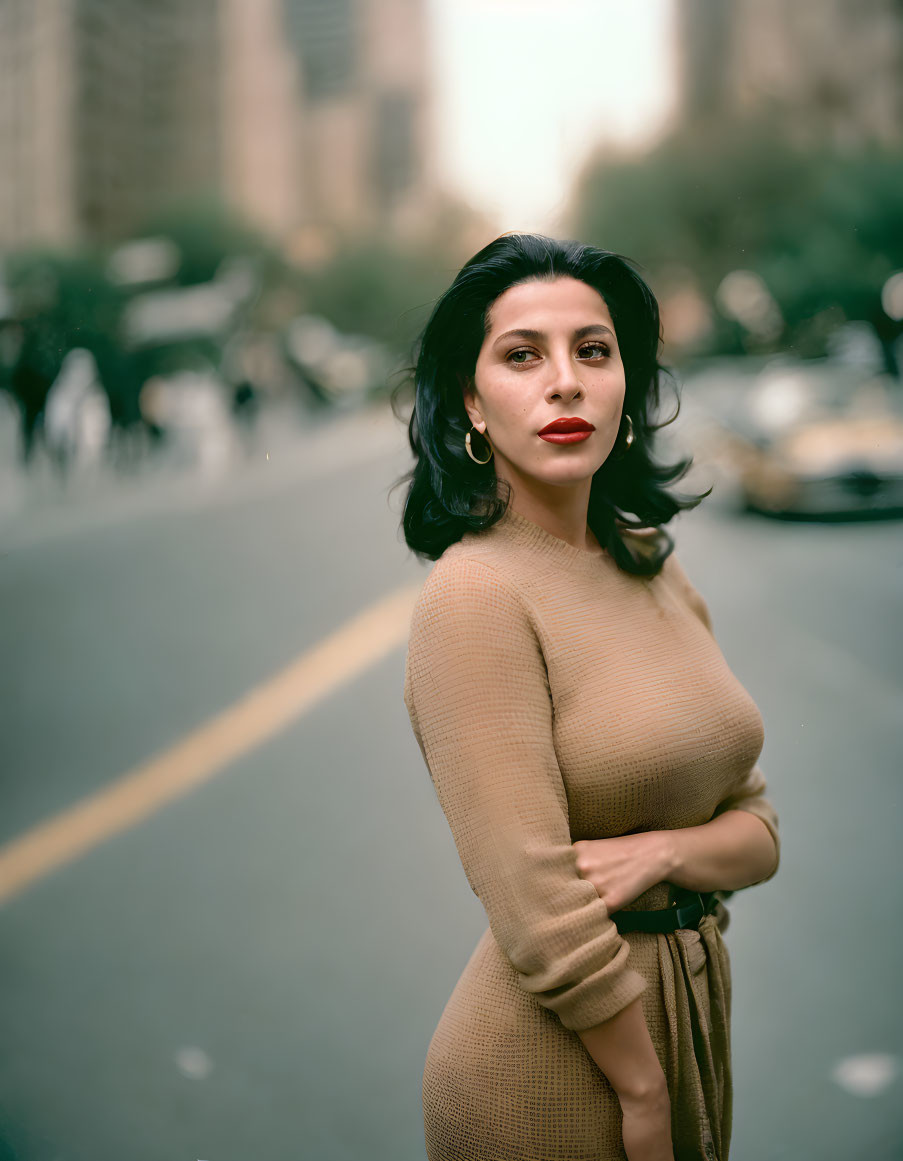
[134,195,278,286]
[296,195,493,358]
[568,114,903,363]
[132,195,307,344]
[297,235,458,355]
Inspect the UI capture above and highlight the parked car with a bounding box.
[714,359,903,518]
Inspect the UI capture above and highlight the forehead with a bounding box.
[486,276,612,333]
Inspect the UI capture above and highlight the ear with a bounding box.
[460,374,485,432]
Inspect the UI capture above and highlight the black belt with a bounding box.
[610,890,719,934]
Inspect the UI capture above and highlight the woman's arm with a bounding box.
[573,807,779,912]
[576,995,666,1098]
[404,557,649,1029]
[577,998,674,1161]
[663,808,778,893]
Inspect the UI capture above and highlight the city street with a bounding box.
[1,398,901,1161]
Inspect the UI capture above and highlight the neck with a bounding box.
[505,493,597,554]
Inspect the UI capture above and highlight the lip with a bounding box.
[538,417,595,443]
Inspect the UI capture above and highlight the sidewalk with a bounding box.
[0,395,406,554]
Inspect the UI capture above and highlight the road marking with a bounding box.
[0,580,423,907]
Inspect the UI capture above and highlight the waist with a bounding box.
[616,881,677,911]
[610,889,722,934]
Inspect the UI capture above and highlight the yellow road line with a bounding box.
[0,581,423,908]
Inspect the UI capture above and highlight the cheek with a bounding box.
[480,371,525,418]
[606,369,628,409]
[591,365,626,404]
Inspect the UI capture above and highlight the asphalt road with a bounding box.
[1,399,901,1161]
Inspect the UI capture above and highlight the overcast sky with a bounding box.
[426,0,677,232]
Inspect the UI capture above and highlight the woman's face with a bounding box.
[464,275,627,493]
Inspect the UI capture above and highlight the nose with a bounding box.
[544,351,584,402]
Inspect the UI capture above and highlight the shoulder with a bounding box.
[413,549,526,622]
[405,552,546,711]
[655,545,695,593]
[408,549,539,654]
[616,522,691,587]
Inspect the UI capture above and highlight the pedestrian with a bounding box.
[398,232,780,1161]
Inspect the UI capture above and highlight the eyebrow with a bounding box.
[492,324,614,348]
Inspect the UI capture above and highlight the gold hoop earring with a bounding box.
[465,423,493,464]
[623,413,635,449]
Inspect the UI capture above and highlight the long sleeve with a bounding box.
[664,550,781,882]
[711,761,780,882]
[404,555,647,1032]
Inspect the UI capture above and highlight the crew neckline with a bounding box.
[487,504,610,568]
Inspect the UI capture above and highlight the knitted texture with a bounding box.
[403,504,780,1161]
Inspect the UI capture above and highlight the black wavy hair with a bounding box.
[390,232,711,576]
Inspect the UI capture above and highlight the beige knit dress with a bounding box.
[403,504,780,1161]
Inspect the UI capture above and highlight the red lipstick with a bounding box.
[538,417,595,444]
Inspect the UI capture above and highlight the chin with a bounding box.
[530,465,601,488]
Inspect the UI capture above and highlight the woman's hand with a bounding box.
[572,832,674,914]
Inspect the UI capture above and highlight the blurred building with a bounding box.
[220,0,309,241]
[0,0,222,248]
[675,0,903,147]
[0,0,438,253]
[283,0,439,251]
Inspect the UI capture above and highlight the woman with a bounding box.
[397,233,780,1161]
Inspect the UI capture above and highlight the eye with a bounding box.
[506,348,538,365]
[578,343,610,359]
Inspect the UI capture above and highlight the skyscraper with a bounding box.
[285,0,438,239]
[0,0,437,251]
[0,0,223,249]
